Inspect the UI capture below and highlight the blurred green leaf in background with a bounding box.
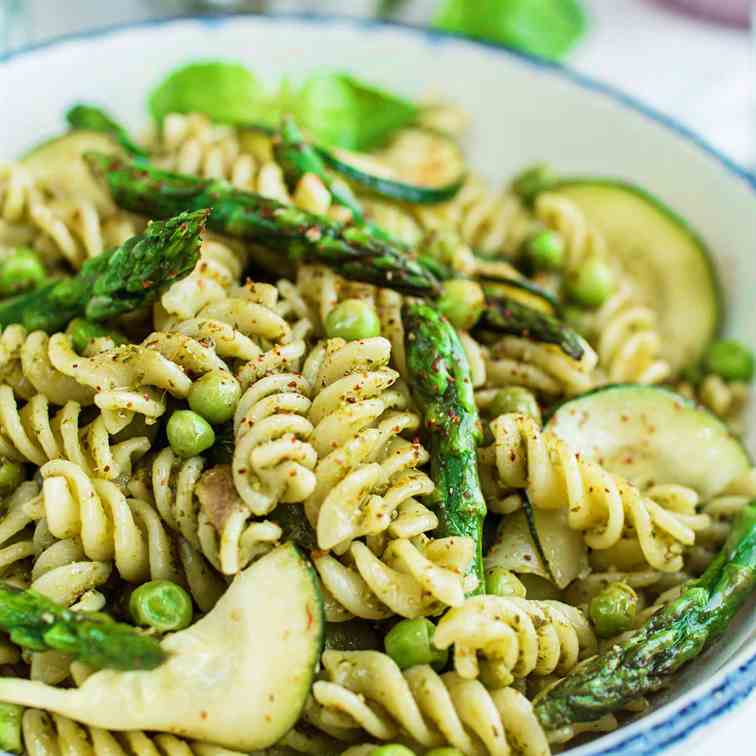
[431,0,587,61]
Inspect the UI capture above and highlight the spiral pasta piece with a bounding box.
[0,161,138,267]
[589,283,670,385]
[483,413,711,572]
[413,175,533,256]
[21,708,236,756]
[313,535,473,621]
[0,388,149,480]
[310,650,550,755]
[301,337,434,552]
[0,327,95,405]
[482,335,597,397]
[233,373,317,516]
[677,374,749,433]
[433,595,596,686]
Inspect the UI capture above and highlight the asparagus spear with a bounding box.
[480,291,585,360]
[403,300,486,592]
[535,500,756,732]
[0,582,165,671]
[86,152,440,297]
[66,104,149,160]
[272,116,365,222]
[0,210,207,333]
[85,153,585,357]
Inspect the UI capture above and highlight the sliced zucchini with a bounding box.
[0,543,324,750]
[538,180,721,373]
[319,127,465,204]
[22,130,122,211]
[546,384,750,498]
[485,506,588,589]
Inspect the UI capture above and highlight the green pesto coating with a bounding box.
[86,153,441,297]
[272,116,364,221]
[479,291,585,360]
[0,582,164,671]
[66,103,149,159]
[0,210,207,333]
[535,500,756,731]
[403,301,486,592]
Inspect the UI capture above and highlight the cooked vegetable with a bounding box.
[371,746,416,756]
[384,617,448,671]
[485,567,527,598]
[403,301,486,591]
[589,582,639,638]
[525,229,565,271]
[438,279,486,331]
[86,153,441,297]
[479,292,585,360]
[129,580,194,632]
[547,385,751,498]
[325,299,381,341]
[0,248,46,297]
[533,179,722,373]
[317,132,466,204]
[0,703,23,754]
[0,582,164,670]
[273,116,364,221]
[66,103,148,159]
[535,501,756,730]
[167,410,216,458]
[0,544,325,750]
[67,318,127,354]
[0,210,206,332]
[432,0,587,61]
[0,462,24,496]
[512,163,555,202]
[565,256,614,308]
[324,621,380,652]
[188,371,242,425]
[704,339,754,382]
[488,386,541,422]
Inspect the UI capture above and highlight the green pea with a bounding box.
[0,462,24,496]
[0,702,23,753]
[0,248,46,297]
[566,257,614,308]
[166,410,215,458]
[589,582,639,638]
[370,746,416,756]
[485,567,527,598]
[67,318,126,355]
[384,617,448,671]
[129,580,193,632]
[704,339,754,382]
[437,279,485,331]
[488,387,541,422]
[426,750,465,756]
[526,230,564,271]
[325,298,381,341]
[511,163,554,201]
[188,370,242,424]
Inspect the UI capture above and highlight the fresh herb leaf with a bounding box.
[148,61,268,123]
[432,0,587,62]
[294,73,418,150]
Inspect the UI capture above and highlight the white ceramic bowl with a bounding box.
[2,13,755,755]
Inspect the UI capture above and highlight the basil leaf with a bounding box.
[295,73,418,150]
[432,0,587,62]
[148,61,269,123]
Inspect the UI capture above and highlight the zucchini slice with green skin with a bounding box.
[0,543,324,750]
[546,384,750,498]
[535,179,722,374]
[22,130,121,211]
[317,128,466,204]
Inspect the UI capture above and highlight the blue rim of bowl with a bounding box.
[1,12,755,754]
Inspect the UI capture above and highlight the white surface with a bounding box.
[2,7,755,754]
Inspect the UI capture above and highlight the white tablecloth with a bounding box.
[4,0,756,752]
